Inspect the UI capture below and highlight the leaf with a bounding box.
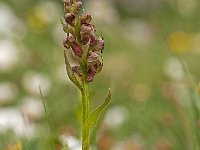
[80,41,90,76]
[64,50,82,90]
[82,89,112,142]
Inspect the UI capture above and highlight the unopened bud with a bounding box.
[65,13,75,26]
[81,13,92,24]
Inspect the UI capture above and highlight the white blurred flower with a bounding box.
[0,3,27,38]
[86,0,119,24]
[0,82,17,105]
[22,71,52,96]
[20,96,44,121]
[60,135,82,150]
[0,108,36,137]
[126,20,153,46]
[163,57,184,81]
[104,106,128,128]
[0,40,19,72]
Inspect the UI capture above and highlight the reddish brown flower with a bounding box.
[63,0,105,82]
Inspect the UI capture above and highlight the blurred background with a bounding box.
[1,0,200,149]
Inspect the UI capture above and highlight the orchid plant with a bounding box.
[61,0,112,149]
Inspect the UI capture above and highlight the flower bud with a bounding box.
[65,13,75,26]
[71,42,83,57]
[81,13,92,24]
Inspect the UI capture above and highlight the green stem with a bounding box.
[82,81,89,124]
[81,65,90,150]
